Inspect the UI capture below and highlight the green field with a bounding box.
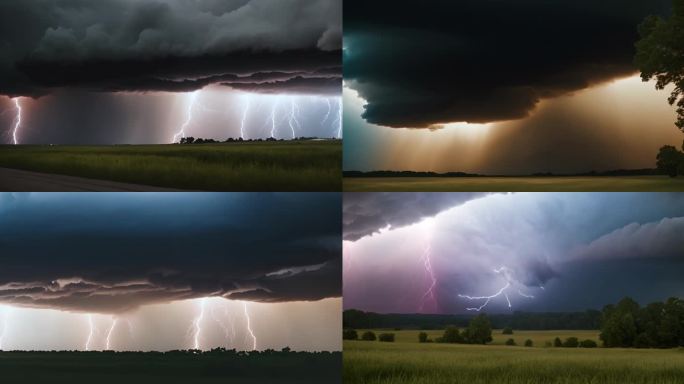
[0,141,341,191]
[344,176,684,191]
[344,330,684,384]
[0,350,341,384]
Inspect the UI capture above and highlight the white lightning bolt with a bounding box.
[243,302,257,351]
[172,91,199,143]
[334,98,342,138]
[419,244,438,312]
[269,97,281,138]
[288,99,300,139]
[322,98,332,126]
[105,317,118,350]
[192,298,207,350]
[85,314,95,351]
[240,95,251,140]
[458,266,535,311]
[210,305,236,347]
[11,97,22,145]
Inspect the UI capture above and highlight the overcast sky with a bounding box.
[0,192,341,351]
[343,193,684,314]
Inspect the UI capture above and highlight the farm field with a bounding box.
[343,176,684,192]
[344,330,684,384]
[0,141,341,191]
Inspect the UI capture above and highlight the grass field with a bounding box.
[344,330,684,384]
[0,350,341,384]
[343,176,684,191]
[0,141,341,191]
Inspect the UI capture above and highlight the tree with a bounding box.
[656,145,683,177]
[563,337,579,348]
[502,327,514,335]
[361,331,377,341]
[553,337,562,347]
[579,339,597,348]
[635,0,684,131]
[465,314,493,344]
[343,329,358,340]
[505,338,516,346]
[378,333,395,342]
[418,332,429,343]
[524,339,533,347]
[441,326,463,343]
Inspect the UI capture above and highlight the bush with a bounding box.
[502,327,514,335]
[579,339,598,348]
[378,333,395,342]
[505,338,516,346]
[553,337,562,347]
[524,339,533,347]
[361,331,376,341]
[343,329,358,340]
[418,332,429,343]
[563,337,579,348]
[441,326,463,344]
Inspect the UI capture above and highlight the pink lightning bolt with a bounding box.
[419,244,438,313]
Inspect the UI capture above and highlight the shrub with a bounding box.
[563,337,579,348]
[361,331,377,341]
[502,327,514,335]
[441,326,463,344]
[505,338,516,346]
[378,333,395,342]
[343,329,358,340]
[553,337,562,347]
[524,339,533,347]
[579,339,598,348]
[418,332,429,343]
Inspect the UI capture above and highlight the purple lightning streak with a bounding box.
[458,266,536,311]
[419,244,438,313]
[11,97,22,145]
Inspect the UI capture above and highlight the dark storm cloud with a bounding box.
[0,193,341,313]
[343,192,489,241]
[344,0,672,128]
[0,0,341,97]
[223,76,342,95]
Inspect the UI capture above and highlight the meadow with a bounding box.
[0,140,341,191]
[0,350,341,384]
[343,176,684,192]
[344,330,684,384]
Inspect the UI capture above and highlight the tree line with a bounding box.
[600,297,684,348]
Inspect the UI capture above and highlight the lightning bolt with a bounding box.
[210,305,236,347]
[458,266,535,311]
[85,314,95,351]
[11,97,22,145]
[334,98,342,138]
[419,244,438,313]
[192,298,207,350]
[240,95,251,140]
[172,91,199,143]
[288,99,300,139]
[105,317,118,350]
[269,97,281,138]
[322,98,332,126]
[243,302,257,351]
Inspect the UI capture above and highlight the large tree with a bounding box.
[635,0,684,131]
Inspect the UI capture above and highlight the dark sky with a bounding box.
[0,192,341,314]
[343,193,684,314]
[344,0,671,128]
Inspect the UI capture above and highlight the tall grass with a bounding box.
[0,141,341,191]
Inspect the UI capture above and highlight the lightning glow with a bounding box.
[105,317,118,350]
[210,306,236,347]
[172,91,199,143]
[0,307,8,350]
[11,97,22,145]
[419,244,438,312]
[192,298,207,350]
[243,302,257,351]
[85,314,94,351]
[458,266,535,311]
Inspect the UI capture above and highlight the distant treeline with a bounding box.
[178,136,338,144]
[600,297,684,348]
[343,169,663,178]
[343,309,602,330]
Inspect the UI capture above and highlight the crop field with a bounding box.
[0,140,341,191]
[344,330,684,384]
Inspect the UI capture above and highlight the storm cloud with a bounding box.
[0,0,341,97]
[344,0,671,128]
[0,193,341,314]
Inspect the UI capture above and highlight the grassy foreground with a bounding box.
[0,141,341,191]
[343,176,684,192]
[344,330,684,384]
[0,350,341,384]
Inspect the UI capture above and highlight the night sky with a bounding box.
[343,0,684,174]
[0,192,341,351]
[343,193,684,314]
[0,0,342,143]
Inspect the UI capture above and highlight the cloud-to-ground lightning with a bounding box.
[240,95,252,140]
[288,99,301,139]
[172,91,199,143]
[85,314,95,351]
[458,266,536,311]
[243,302,257,351]
[334,98,342,138]
[419,244,438,313]
[11,97,22,145]
[321,98,332,126]
[191,298,207,350]
[105,317,118,350]
[268,97,281,138]
[210,305,236,347]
